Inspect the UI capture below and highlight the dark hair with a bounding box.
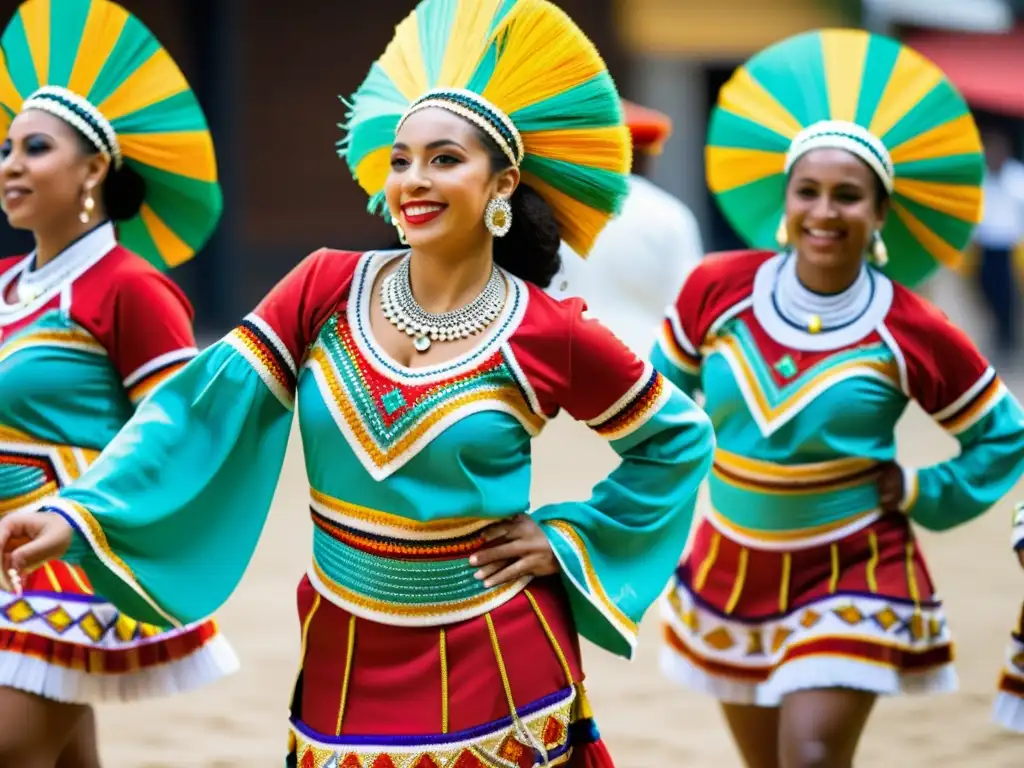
[477,127,562,288]
[71,128,146,222]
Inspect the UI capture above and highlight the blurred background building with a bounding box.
[0,0,1023,345]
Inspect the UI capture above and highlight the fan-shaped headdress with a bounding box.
[707,28,984,286]
[0,0,221,269]
[339,0,632,257]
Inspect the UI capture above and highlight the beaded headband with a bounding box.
[397,88,525,168]
[20,85,122,169]
[784,120,893,193]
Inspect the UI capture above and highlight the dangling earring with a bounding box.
[394,222,408,246]
[869,230,888,267]
[79,186,95,225]
[485,197,512,237]
[775,215,788,248]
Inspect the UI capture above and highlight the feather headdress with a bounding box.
[339,0,631,257]
[0,0,221,270]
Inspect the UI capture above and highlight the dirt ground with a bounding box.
[94,272,1024,766]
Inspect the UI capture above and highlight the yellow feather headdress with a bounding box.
[339,0,631,257]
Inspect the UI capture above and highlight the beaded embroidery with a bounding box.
[290,685,574,768]
[304,313,544,480]
[587,367,671,442]
[227,316,297,409]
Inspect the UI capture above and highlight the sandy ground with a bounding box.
[94,272,1024,766]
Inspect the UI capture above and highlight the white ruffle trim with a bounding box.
[0,633,239,703]
[660,646,957,707]
[993,691,1024,733]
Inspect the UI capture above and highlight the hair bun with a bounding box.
[101,162,146,222]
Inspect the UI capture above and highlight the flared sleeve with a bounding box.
[896,308,1024,532]
[531,305,715,658]
[41,249,359,628]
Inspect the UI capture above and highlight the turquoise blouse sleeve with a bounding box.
[650,338,701,399]
[905,385,1024,532]
[45,324,296,629]
[531,310,714,659]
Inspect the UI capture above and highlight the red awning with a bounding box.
[906,27,1024,117]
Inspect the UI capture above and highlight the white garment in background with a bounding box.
[975,157,1024,249]
[547,175,703,357]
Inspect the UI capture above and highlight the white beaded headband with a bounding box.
[785,120,894,193]
[397,88,525,168]
[20,86,122,169]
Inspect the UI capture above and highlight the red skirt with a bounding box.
[0,558,237,703]
[286,574,613,767]
[660,513,956,706]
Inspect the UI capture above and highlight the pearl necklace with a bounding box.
[380,255,506,353]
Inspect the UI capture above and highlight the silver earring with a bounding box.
[869,230,888,267]
[394,222,408,245]
[484,197,512,237]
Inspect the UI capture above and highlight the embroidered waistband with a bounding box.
[307,489,529,626]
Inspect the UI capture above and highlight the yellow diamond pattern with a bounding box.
[114,615,139,642]
[3,599,34,623]
[703,626,735,651]
[44,606,74,633]
[872,607,900,632]
[771,626,793,653]
[746,629,764,656]
[681,608,700,633]
[799,608,821,629]
[834,605,864,625]
[666,588,683,616]
[77,612,104,643]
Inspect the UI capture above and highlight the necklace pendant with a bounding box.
[413,334,431,353]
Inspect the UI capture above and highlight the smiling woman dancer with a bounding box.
[0,0,715,765]
[0,0,237,766]
[652,29,1024,767]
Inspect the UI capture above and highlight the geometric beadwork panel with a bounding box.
[291,688,575,768]
[0,593,179,649]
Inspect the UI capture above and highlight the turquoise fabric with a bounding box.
[53,299,715,658]
[534,387,713,657]
[60,340,291,626]
[0,311,133,450]
[909,395,1024,531]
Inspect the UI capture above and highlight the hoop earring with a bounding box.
[775,215,788,248]
[485,197,512,238]
[869,230,888,267]
[79,188,95,225]
[394,222,408,246]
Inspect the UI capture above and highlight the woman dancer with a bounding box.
[653,28,1024,767]
[0,0,714,765]
[0,0,237,764]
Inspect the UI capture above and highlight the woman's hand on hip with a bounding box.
[876,462,906,514]
[470,514,560,588]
